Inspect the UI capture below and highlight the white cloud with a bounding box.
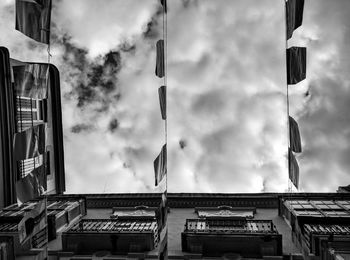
[1,0,350,194]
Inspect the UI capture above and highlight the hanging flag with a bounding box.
[161,191,167,229]
[286,0,305,40]
[160,0,167,13]
[154,144,167,186]
[288,149,299,189]
[15,0,52,44]
[158,86,166,120]
[287,47,306,85]
[13,64,49,99]
[13,124,46,161]
[155,40,165,78]
[18,198,47,244]
[289,116,302,153]
[16,164,47,204]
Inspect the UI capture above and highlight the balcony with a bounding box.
[182,219,282,257]
[62,219,158,254]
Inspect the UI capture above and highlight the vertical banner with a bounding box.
[13,123,46,161]
[16,163,47,204]
[18,198,47,244]
[286,46,306,85]
[154,144,167,186]
[289,116,302,153]
[155,40,165,78]
[158,86,166,120]
[15,0,52,44]
[286,0,305,40]
[288,149,299,189]
[13,64,50,99]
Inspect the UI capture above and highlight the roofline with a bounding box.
[54,192,350,209]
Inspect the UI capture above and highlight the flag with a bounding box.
[15,0,52,44]
[154,144,167,186]
[289,116,302,153]
[288,149,299,189]
[158,86,166,120]
[18,198,47,244]
[161,191,167,229]
[13,64,49,99]
[160,0,167,13]
[287,47,306,84]
[13,124,46,161]
[286,0,304,40]
[155,40,165,78]
[16,164,47,204]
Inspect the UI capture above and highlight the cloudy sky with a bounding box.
[1,0,350,193]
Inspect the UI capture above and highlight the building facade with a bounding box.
[0,47,65,208]
[0,192,350,259]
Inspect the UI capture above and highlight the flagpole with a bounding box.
[44,196,48,260]
[284,0,292,193]
[162,1,168,258]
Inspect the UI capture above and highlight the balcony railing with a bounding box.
[304,224,350,235]
[67,219,158,234]
[62,219,159,254]
[184,219,278,234]
[0,222,18,232]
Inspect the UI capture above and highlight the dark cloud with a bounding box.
[182,0,190,8]
[108,118,119,132]
[142,8,163,39]
[59,36,122,110]
[71,123,93,133]
[61,35,89,71]
[179,139,187,149]
[191,89,227,115]
[299,76,350,191]
[119,41,136,53]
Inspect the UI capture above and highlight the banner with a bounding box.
[15,0,52,44]
[154,144,167,186]
[13,124,46,161]
[158,86,166,120]
[289,116,302,153]
[287,47,306,84]
[16,164,47,204]
[18,198,47,244]
[288,149,299,189]
[13,64,49,99]
[160,0,167,13]
[155,40,165,78]
[286,0,305,40]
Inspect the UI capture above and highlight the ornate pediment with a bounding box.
[111,206,157,219]
[196,206,255,219]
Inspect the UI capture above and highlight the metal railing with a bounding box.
[184,219,278,234]
[304,224,350,235]
[67,219,158,234]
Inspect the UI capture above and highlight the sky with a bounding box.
[1,0,350,193]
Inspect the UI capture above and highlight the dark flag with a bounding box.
[16,164,47,204]
[15,0,52,44]
[13,124,46,161]
[287,47,306,84]
[161,191,167,229]
[286,0,304,40]
[13,63,49,99]
[154,144,167,186]
[289,116,302,153]
[288,149,299,189]
[158,86,166,120]
[155,40,165,78]
[160,0,167,13]
[18,198,47,244]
